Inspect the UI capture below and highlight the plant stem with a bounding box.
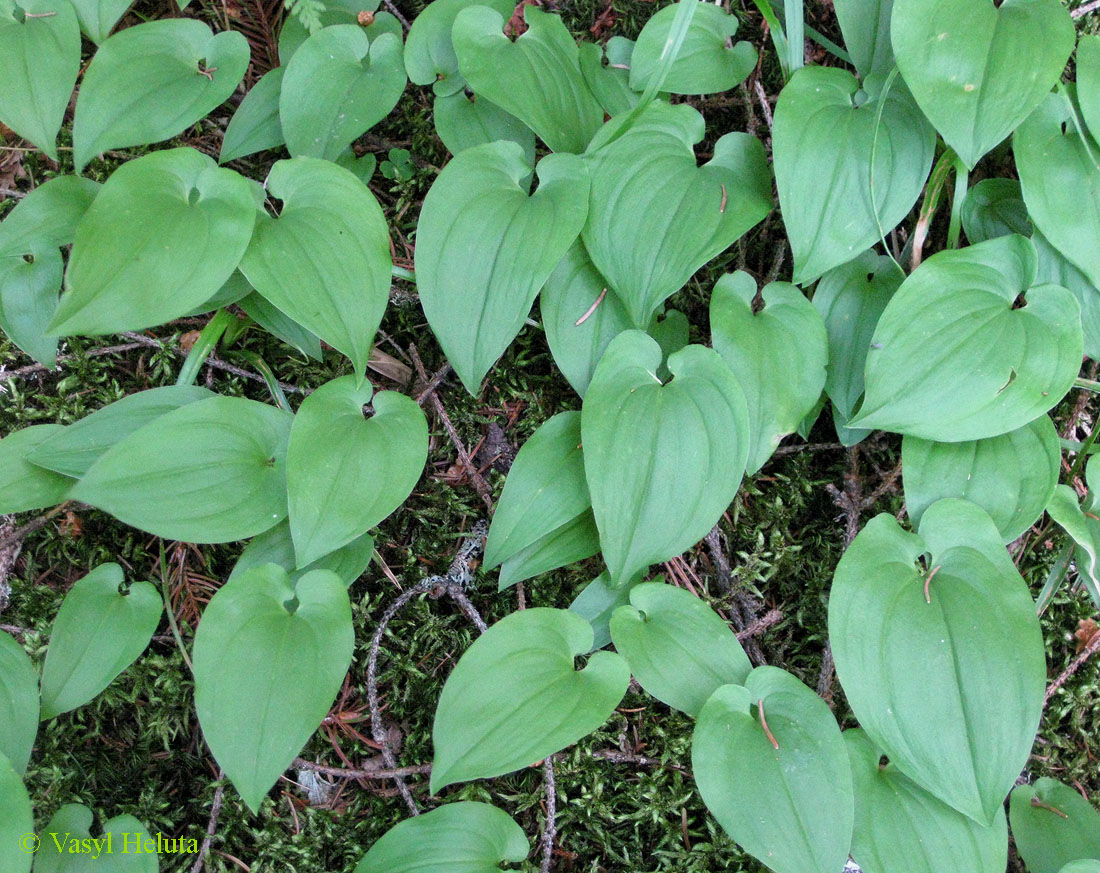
[784,0,804,78]
[946,156,968,249]
[391,265,416,282]
[176,309,233,386]
[158,542,194,674]
[749,0,789,80]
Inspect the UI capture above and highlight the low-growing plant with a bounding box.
[0,0,1099,871]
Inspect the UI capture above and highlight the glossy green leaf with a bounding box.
[851,235,1082,441]
[433,90,535,162]
[1009,779,1100,873]
[960,178,1031,244]
[238,290,323,360]
[829,499,1046,824]
[845,729,1008,873]
[453,5,603,153]
[220,67,284,164]
[629,2,754,95]
[239,157,392,381]
[230,520,375,589]
[834,0,893,78]
[581,331,750,587]
[73,396,292,544]
[72,19,249,171]
[773,67,934,284]
[430,607,629,792]
[610,580,750,716]
[68,0,131,43]
[710,271,827,473]
[0,425,73,514]
[1045,459,1100,607]
[0,753,32,873]
[1061,864,1100,873]
[497,510,600,590]
[569,570,641,651]
[582,102,771,327]
[28,385,213,478]
[280,25,405,160]
[35,803,158,873]
[578,38,638,117]
[1078,35,1100,142]
[0,0,80,160]
[288,376,427,566]
[0,632,38,774]
[902,416,1059,544]
[0,242,61,367]
[355,802,528,873]
[404,0,512,94]
[40,563,161,719]
[1016,91,1100,292]
[277,0,396,63]
[1034,231,1100,362]
[891,0,1074,169]
[53,148,257,335]
[193,565,353,812]
[415,141,589,394]
[692,668,854,873]
[0,174,99,253]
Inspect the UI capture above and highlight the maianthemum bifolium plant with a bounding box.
[1,0,1100,869]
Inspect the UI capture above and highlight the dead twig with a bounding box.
[540,756,558,873]
[1045,629,1100,705]
[736,608,783,641]
[190,777,225,873]
[292,758,432,780]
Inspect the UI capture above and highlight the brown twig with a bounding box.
[293,758,432,780]
[0,343,147,384]
[0,503,70,552]
[190,777,225,873]
[540,756,558,873]
[1072,0,1100,17]
[1045,629,1100,705]
[736,608,782,641]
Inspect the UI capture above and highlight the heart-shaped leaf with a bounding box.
[433,90,534,161]
[710,271,827,473]
[52,148,257,336]
[404,0,512,94]
[230,520,374,589]
[1061,864,1100,873]
[902,415,1059,544]
[0,174,100,252]
[582,331,750,587]
[829,499,1046,824]
[453,5,603,153]
[1046,457,1100,608]
[193,565,353,812]
[845,729,1008,873]
[629,2,755,95]
[279,25,405,160]
[0,0,80,160]
[610,580,750,716]
[355,802,528,873]
[0,753,32,873]
[578,38,638,117]
[582,102,771,327]
[0,425,73,514]
[288,375,427,566]
[961,178,1032,244]
[35,803,158,872]
[692,668,854,873]
[1009,779,1100,873]
[28,385,213,478]
[277,0,398,63]
[430,607,629,792]
[570,571,642,652]
[851,235,1082,441]
[239,157,392,381]
[415,141,589,394]
[68,0,131,43]
[1078,35,1100,142]
[220,67,284,164]
[0,242,62,368]
[773,67,935,284]
[73,396,292,543]
[40,563,161,719]
[834,0,894,78]
[0,632,38,774]
[1034,231,1100,363]
[72,19,249,171]
[891,0,1074,169]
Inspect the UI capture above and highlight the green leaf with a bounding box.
[710,271,827,473]
[569,570,640,651]
[72,19,249,171]
[1078,35,1100,143]
[415,141,589,394]
[1061,864,1100,873]
[828,499,1046,824]
[581,331,750,587]
[497,510,600,590]
[355,802,528,873]
[0,242,61,367]
[1034,230,1100,363]
[773,67,934,284]
[845,729,1008,873]
[960,178,1031,244]
[404,0,512,94]
[184,268,254,317]
[0,753,32,873]
[52,148,257,335]
[68,0,131,43]
[238,290,323,360]
[0,0,80,160]
[578,38,638,117]
[193,565,353,813]
[891,0,1074,169]
[279,25,405,160]
[453,5,603,153]
[692,668,854,873]
[1016,91,1100,292]
[851,235,1082,441]
[73,396,292,544]
[230,520,374,589]
[39,563,161,719]
[220,67,285,164]
[630,2,754,95]
[0,174,100,252]
[278,0,397,63]
[288,375,427,566]
[0,632,38,774]
[27,385,213,478]
[430,607,629,792]
[582,102,771,327]
[1045,462,1100,607]
[0,424,73,514]
[35,804,158,873]
[239,157,392,381]
[1009,779,1100,873]
[834,0,893,78]
[433,90,535,162]
[902,416,1059,544]
[610,580,750,716]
